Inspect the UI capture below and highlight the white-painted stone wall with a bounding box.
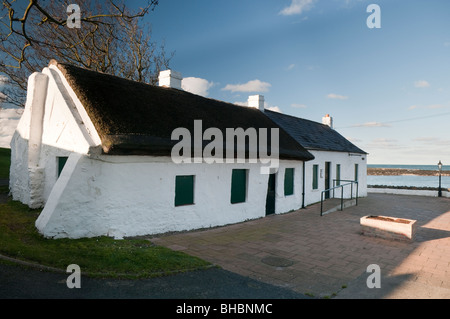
[36,156,306,239]
[10,65,102,208]
[368,187,449,198]
[303,150,367,206]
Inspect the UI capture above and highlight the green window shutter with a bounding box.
[312,165,318,190]
[58,156,69,177]
[231,169,247,204]
[354,164,359,182]
[336,164,341,186]
[284,168,294,196]
[175,175,195,206]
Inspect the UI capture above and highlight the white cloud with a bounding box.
[414,80,430,88]
[222,79,271,93]
[409,103,446,110]
[346,137,363,143]
[279,0,316,16]
[233,101,282,113]
[413,137,439,143]
[353,121,391,128]
[182,77,214,97]
[327,93,348,100]
[367,138,402,149]
[265,104,282,113]
[0,108,23,148]
[291,103,307,108]
[287,64,296,70]
[0,75,8,85]
[413,137,450,146]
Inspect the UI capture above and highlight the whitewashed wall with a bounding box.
[303,150,367,206]
[36,156,306,239]
[10,65,102,208]
[368,187,449,198]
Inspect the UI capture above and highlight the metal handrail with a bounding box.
[320,180,359,216]
[333,179,359,205]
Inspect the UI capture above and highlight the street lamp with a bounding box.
[438,160,442,197]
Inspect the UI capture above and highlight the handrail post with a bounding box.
[320,191,324,216]
[351,183,353,200]
[340,185,343,211]
[333,179,335,198]
[356,181,359,206]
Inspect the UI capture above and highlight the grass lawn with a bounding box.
[0,147,211,278]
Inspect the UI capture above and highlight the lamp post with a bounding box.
[438,160,442,197]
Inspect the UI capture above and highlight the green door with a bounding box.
[265,173,276,215]
[325,162,331,199]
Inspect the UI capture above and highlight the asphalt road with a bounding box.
[0,262,309,299]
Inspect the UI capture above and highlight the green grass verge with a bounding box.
[0,195,211,278]
[0,147,11,179]
[0,147,211,278]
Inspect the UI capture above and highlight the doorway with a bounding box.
[265,173,276,215]
[324,162,331,199]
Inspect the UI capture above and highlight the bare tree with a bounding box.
[0,0,173,107]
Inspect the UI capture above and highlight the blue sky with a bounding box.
[145,0,450,165]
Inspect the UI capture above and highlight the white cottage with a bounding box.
[10,60,320,239]
[265,111,368,206]
[10,61,367,239]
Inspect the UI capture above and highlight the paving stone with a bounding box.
[152,194,450,298]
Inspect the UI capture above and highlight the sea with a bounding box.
[367,164,450,189]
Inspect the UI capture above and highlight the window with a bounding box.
[312,165,319,190]
[57,156,69,177]
[354,164,359,182]
[231,169,247,204]
[336,164,341,186]
[175,175,195,206]
[284,168,294,196]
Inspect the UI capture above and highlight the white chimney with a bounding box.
[158,70,182,90]
[247,95,265,111]
[322,114,333,129]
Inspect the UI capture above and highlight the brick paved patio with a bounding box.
[151,193,450,298]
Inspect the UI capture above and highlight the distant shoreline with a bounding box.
[367,167,450,176]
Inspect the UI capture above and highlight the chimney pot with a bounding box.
[158,70,182,90]
[322,114,333,128]
[247,95,265,111]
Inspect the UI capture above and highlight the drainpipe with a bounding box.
[302,161,306,208]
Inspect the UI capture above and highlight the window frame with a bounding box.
[284,168,294,196]
[174,175,195,207]
[336,164,341,186]
[230,169,248,204]
[312,164,319,190]
[57,156,69,178]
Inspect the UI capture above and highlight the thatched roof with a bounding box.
[50,60,314,161]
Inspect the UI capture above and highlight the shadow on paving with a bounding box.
[151,193,450,299]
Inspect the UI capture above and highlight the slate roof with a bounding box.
[265,110,367,154]
[50,60,314,161]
